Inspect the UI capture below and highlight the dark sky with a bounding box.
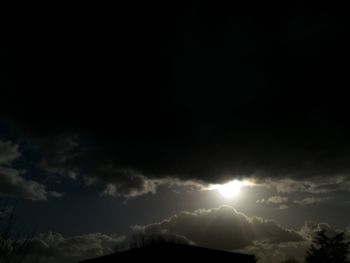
[1,2,350,263]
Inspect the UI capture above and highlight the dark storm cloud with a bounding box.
[1,2,350,196]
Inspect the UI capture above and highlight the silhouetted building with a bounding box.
[80,242,257,263]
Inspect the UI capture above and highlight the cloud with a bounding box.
[256,196,289,209]
[0,140,21,165]
[37,135,80,180]
[1,4,350,197]
[133,206,304,251]
[239,240,310,263]
[279,205,289,210]
[32,133,207,198]
[267,196,288,204]
[299,221,339,240]
[102,177,158,198]
[29,132,350,198]
[263,178,350,194]
[88,167,162,198]
[0,140,63,200]
[257,196,289,204]
[24,232,125,263]
[101,174,204,198]
[129,230,195,247]
[0,167,48,201]
[26,211,325,263]
[132,207,345,263]
[13,207,345,263]
[293,197,331,206]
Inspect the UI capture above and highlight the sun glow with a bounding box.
[208,180,250,198]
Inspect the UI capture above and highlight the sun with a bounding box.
[208,180,244,198]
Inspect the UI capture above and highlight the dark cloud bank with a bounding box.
[1,2,350,196]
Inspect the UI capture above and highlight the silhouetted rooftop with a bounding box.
[80,242,257,263]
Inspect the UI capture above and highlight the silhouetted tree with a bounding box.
[0,202,32,263]
[305,229,350,263]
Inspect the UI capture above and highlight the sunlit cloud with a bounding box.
[206,179,255,199]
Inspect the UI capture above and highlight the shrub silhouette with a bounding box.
[305,229,350,263]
